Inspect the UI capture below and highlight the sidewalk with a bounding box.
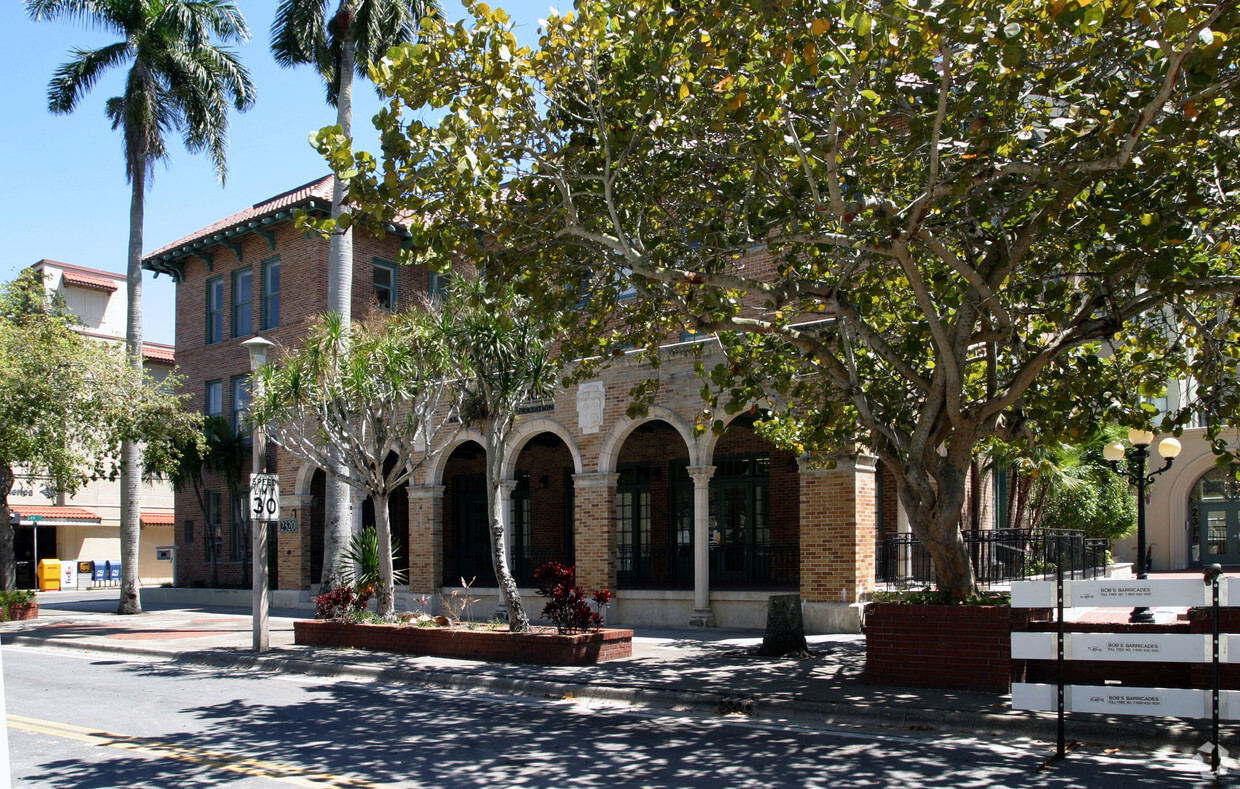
[3,590,1226,752]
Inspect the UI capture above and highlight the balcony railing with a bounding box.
[876,529,1108,588]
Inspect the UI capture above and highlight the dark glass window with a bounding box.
[206,277,224,344]
[232,267,252,337]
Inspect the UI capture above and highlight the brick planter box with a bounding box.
[866,603,1044,693]
[294,620,633,665]
[4,603,38,621]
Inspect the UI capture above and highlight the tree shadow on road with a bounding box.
[23,662,1220,789]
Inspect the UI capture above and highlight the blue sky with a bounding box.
[1,0,555,344]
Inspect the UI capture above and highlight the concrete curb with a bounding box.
[10,633,1228,751]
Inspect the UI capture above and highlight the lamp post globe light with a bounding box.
[1103,429,1182,624]
[241,336,276,652]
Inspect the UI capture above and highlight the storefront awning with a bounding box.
[10,506,102,527]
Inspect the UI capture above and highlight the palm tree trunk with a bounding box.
[373,490,396,619]
[320,34,358,594]
[485,423,528,632]
[118,167,145,615]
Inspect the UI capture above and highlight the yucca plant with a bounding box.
[342,525,406,596]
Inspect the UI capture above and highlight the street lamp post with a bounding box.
[242,337,276,652]
[1103,428,1182,624]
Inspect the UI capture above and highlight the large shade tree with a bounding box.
[322,0,1240,600]
[270,0,443,592]
[0,270,200,591]
[29,0,255,613]
[249,310,458,618]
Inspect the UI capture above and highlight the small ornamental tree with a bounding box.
[440,278,561,633]
[158,415,246,587]
[0,270,200,591]
[250,309,458,619]
[322,0,1240,601]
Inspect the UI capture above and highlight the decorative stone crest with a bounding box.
[577,381,605,434]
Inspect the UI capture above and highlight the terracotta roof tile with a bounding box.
[61,271,119,292]
[142,343,175,363]
[140,512,175,526]
[145,175,336,260]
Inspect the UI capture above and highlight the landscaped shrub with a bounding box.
[534,562,613,634]
[314,586,373,620]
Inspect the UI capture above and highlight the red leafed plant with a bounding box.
[534,562,614,634]
[314,585,373,620]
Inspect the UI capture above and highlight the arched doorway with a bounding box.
[1190,464,1240,565]
[612,420,692,588]
[511,432,576,585]
[441,441,492,586]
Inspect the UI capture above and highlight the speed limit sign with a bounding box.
[250,473,280,522]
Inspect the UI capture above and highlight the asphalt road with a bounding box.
[2,645,1225,788]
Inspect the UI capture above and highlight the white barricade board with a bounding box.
[1013,683,1240,719]
[1011,578,1223,609]
[1011,632,1240,662]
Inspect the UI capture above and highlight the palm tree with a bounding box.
[270,0,441,592]
[160,415,246,587]
[29,0,256,614]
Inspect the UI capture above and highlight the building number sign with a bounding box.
[250,473,280,523]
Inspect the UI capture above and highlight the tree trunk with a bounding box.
[896,453,976,602]
[320,35,358,594]
[485,426,528,632]
[0,464,15,592]
[118,165,145,615]
[758,593,808,657]
[373,490,396,620]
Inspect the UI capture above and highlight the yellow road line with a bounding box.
[8,714,397,789]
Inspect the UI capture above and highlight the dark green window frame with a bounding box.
[232,266,252,338]
[206,277,224,344]
[261,258,280,330]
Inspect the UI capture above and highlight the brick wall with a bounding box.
[866,603,1043,693]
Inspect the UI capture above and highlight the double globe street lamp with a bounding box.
[1103,428,1182,624]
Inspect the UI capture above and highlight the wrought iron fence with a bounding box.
[876,529,1108,588]
[442,547,575,589]
[616,541,800,589]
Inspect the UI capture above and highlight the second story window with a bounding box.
[232,267,252,338]
[231,374,250,436]
[429,271,451,300]
[373,260,397,311]
[206,277,223,344]
[205,380,223,417]
[262,259,280,330]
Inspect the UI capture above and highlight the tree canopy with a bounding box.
[0,269,199,590]
[323,0,1240,598]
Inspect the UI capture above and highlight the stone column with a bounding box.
[798,454,878,633]
[406,485,445,595]
[351,489,367,535]
[573,472,619,592]
[687,465,716,627]
[279,494,313,591]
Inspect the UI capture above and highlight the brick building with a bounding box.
[144,177,947,633]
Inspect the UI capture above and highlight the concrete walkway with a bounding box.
[3,589,1228,753]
